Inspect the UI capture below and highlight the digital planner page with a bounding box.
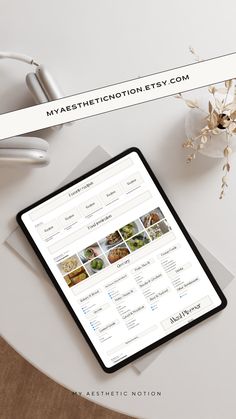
[21,151,222,368]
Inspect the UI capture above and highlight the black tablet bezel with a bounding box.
[17,147,227,373]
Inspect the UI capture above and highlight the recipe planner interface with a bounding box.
[22,152,222,367]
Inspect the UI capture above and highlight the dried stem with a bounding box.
[219,132,231,199]
[177,48,236,198]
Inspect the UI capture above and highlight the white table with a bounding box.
[1,2,236,418]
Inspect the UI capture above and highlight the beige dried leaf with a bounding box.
[224,101,233,109]
[225,103,236,112]
[189,46,200,61]
[185,100,199,108]
[230,110,236,120]
[223,163,231,172]
[224,146,232,156]
[207,113,218,129]
[200,135,208,144]
[228,122,236,133]
[222,175,228,185]
[225,79,233,89]
[175,93,182,99]
[212,128,221,135]
[208,101,213,114]
[208,85,216,94]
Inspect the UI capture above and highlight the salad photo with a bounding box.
[147,224,163,240]
[119,219,143,240]
[126,232,150,252]
[84,255,108,275]
[78,243,101,263]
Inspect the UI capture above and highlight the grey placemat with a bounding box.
[5,146,234,374]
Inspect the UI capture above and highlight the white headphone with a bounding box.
[0,52,65,165]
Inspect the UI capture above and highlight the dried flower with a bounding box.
[189,46,201,62]
[183,139,194,148]
[186,153,196,163]
[176,48,236,198]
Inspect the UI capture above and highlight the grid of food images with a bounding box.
[57,207,172,288]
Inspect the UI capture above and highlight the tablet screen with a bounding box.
[18,149,225,371]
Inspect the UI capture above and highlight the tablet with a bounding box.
[17,148,227,373]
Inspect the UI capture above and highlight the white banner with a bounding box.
[1,53,236,140]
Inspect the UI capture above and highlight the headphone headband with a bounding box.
[0,51,39,66]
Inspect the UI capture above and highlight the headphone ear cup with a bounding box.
[0,137,49,165]
[26,73,49,104]
[35,65,64,101]
[0,136,49,151]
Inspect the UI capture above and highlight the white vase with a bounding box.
[184,91,236,158]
